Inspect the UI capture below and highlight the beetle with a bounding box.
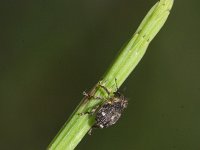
[80,79,128,134]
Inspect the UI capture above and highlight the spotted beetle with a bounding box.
[80,79,128,134]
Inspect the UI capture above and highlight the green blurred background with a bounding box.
[0,0,200,149]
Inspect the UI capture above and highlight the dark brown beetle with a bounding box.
[80,79,128,134]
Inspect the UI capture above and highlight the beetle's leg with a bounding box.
[114,78,119,91]
[98,81,111,96]
[78,105,100,116]
[78,111,92,116]
[83,91,104,100]
[88,128,93,135]
[88,124,99,135]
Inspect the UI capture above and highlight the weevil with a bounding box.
[80,79,128,134]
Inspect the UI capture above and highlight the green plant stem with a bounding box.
[48,0,174,149]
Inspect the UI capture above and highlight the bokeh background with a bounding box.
[1,0,200,149]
